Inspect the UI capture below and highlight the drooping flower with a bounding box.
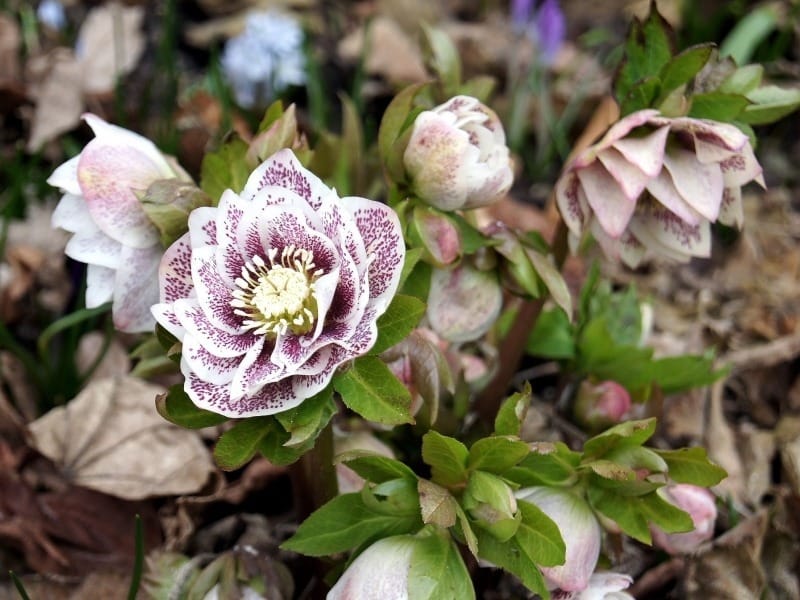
[516,486,602,592]
[48,113,190,333]
[555,109,765,266]
[151,149,405,417]
[651,483,717,554]
[403,96,514,211]
[327,535,417,599]
[221,11,306,109]
[554,572,635,600]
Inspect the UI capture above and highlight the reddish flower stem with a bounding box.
[290,422,338,520]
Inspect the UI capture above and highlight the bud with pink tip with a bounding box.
[651,483,717,554]
[573,379,632,431]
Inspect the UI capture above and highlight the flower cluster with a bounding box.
[555,109,764,266]
[151,149,405,417]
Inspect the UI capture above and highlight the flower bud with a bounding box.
[326,535,417,599]
[573,380,632,431]
[516,487,601,592]
[651,484,716,555]
[333,429,395,494]
[404,96,513,211]
[572,571,635,600]
[463,471,520,542]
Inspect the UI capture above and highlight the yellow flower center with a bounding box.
[231,245,322,337]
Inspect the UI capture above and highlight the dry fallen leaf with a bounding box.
[28,376,215,500]
[75,331,132,383]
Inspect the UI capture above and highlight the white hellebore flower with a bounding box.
[48,113,189,333]
[555,571,635,600]
[152,149,404,417]
[404,95,514,211]
[555,109,764,266]
[516,486,602,593]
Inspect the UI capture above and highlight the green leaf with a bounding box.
[467,436,530,475]
[334,356,414,425]
[256,421,310,466]
[582,418,657,461]
[585,460,662,497]
[281,493,423,556]
[417,479,458,528]
[421,24,462,96]
[454,503,478,556]
[718,64,764,95]
[588,488,693,544]
[507,442,580,487]
[657,43,713,102]
[371,294,426,355]
[719,5,779,65]
[740,85,800,125]
[274,385,335,448]
[514,500,567,567]
[399,247,424,290]
[337,453,418,484]
[408,528,475,600]
[378,83,429,182]
[475,529,550,599]
[213,417,272,470]
[399,259,432,302]
[421,431,469,488]
[494,384,531,437]
[526,307,576,360]
[620,76,661,115]
[646,353,726,394]
[656,447,727,486]
[446,212,495,254]
[688,92,750,122]
[525,248,572,318]
[200,138,251,201]
[156,384,228,429]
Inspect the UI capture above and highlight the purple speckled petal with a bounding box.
[610,125,669,177]
[230,342,284,400]
[214,191,247,286]
[340,196,404,314]
[555,171,590,236]
[52,193,93,234]
[645,169,703,226]
[159,233,194,304]
[111,244,161,333]
[586,109,660,157]
[259,207,340,272]
[577,162,637,239]
[661,147,724,221]
[243,148,330,211]
[240,378,304,416]
[47,155,81,196]
[596,147,650,201]
[718,186,744,228]
[65,227,123,269]
[184,370,247,417]
[188,206,218,249]
[181,333,241,385]
[173,297,261,358]
[720,141,765,188]
[192,245,241,333]
[151,302,184,340]
[628,205,710,261]
[86,264,115,308]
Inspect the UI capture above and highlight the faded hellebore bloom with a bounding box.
[404,95,514,211]
[555,109,764,266]
[152,149,405,417]
[49,113,190,333]
[556,571,635,600]
[651,483,717,555]
[516,486,602,592]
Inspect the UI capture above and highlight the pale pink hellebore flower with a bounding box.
[556,109,764,266]
[554,571,635,600]
[151,149,405,417]
[327,535,417,600]
[516,486,602,592]
[651,483,717,554]
[48,113,190,333]
[404,95,514,211]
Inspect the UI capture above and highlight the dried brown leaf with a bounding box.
[28,376,215,500]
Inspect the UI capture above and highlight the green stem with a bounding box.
[474,219,569,424]
[290,422,337,520]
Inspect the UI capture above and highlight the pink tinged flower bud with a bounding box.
[568,571,635,600]
[333,430,395,494]
[555,109,765,267]
[48,113,189,333]
[151,149,405,417]
[651,484,717,555]
[327,535,417,600]
[403,95,514,211]
[573,380,632,431]
[516,487,602,592]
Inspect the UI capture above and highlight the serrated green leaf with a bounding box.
[506,442,580,487]
[417,479,457,528]
[475,529,550,599]
[494,384,531,437]
[281,493,422,556]
[467,436,530,474]
[155,384,228,429]
[740,85,800,125]
[408,528,475,600]
[656,447,727,486]
[273,385,335,448]
[199,138,251,201]
[588,488,693,544]
[582,418,658,461]
[514,500,566,567]
[688,92,750,122]
[421,431,469,488]
[213,417,272,470]
[337,453,418,484]
[371,294,426,355]
[334,356,414,425]
[658,44,713,102]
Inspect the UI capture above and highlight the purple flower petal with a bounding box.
[214,190,247,285]
[192,246,242,333]
[629,206,711,261]
[645,169,702,226]
[159,233,194,303]
[182,333,241,385]
[597,147,650,201]
[188,206,218,248]
[555,171,590,236]
[610,125,669,177]
[243,148,330,210]
[174,298,261,358]
[717,186,744,228]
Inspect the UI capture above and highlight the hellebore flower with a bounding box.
[557,572,635,600]
[573,379,632,431]
[404,96,514,211]
[327,535,416,600]
[49,113,190,333]
[651,484,717,554]
[555,109,765,266]
[517,486,602,592]
[221,11,306,109]
[152,149,405,417]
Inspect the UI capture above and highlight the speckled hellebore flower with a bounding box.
[555,109,764,266]
[516,486,602,593]
[651,483,717,555]
[404,95,514,211]
[49,114,190,333]
[151,149,404,417]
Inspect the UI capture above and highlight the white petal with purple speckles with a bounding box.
[243,148,329,210]
[111,244,161,333]
[188,207,218,249]
[52,192,93,233]
[191,246,242,334]
[65,227,123,269]
[555,172,590,236]
[86,264,115,307]
[174,298,260,358]
[182,333,241,385]
[578,162,637,238]
[662,147,724,221]
[158,233,194,303]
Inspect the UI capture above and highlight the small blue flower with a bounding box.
[37,0,66,31]
[221,11,306,109]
